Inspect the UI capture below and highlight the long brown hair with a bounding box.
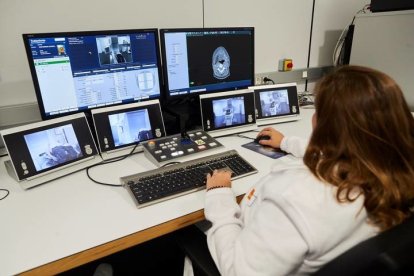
[304,65,414,231]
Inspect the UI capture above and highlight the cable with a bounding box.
[235,134,255,140]
[298,91,315,106]
[263,77,275,84]
[85,143,140,187]
[305,0,316,92]
[0,189,10,200]
[333,4,371,66]
[161,161,182,168]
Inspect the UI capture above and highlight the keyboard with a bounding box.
[121,149,258,208]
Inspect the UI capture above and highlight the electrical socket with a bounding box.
[302,70,308,79]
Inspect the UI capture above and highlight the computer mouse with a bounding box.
[254,135,271,143]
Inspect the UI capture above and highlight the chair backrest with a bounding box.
[314,215,414,276]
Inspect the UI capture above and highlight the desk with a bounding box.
[0,109,314,275]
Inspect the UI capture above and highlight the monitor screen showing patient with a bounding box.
[212,97,246,128]
[108,109,153,147]
[24,124,83,172]
[259,89,290,117]
[23,29,162,119]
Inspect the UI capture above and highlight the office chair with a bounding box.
[174,215,414,276]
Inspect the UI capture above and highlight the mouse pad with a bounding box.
[242,142,287,159]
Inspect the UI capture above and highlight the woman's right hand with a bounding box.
[256,127,285,148]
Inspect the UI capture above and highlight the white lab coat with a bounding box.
[204,137,378,276]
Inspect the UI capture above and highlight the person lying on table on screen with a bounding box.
[203,65,414,275]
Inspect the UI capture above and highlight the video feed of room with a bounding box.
[109,109,153,147]
[24,124,83,172]
[96,35,132,65]
[259,89,290,117]
[212,97,245,128]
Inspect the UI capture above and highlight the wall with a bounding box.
[0,0,369,124]
[350,10,414,110]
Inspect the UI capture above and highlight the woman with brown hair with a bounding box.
[203,65,414,275]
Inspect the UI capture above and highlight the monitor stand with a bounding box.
[162,97,202,136]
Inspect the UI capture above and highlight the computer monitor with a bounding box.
[22,29,162,120]
[91,99,166,160]
[199,89,256,137]
[160,27,255,99]
[249,83,301,126]
[0,113,101,189]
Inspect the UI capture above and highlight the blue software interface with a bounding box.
[25,30,161,118]
[161,28,254,97]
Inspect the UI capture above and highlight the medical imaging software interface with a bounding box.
[212,97,246,128]
[27,31,161,117]
[108,109,153,147]
[259,89,290,117]
[24,124,83,172]
[163,29,253,96]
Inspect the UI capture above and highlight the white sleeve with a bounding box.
[280,136,308,158]
[204,189,308,276]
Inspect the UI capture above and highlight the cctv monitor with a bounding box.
[160,27,255,99]
[200,89,256,137]
[0,113,101,189]
[249,83,301,126]
[22,29,162,120]
[91,99,166,159]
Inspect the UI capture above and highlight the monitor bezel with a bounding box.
[0,113,100,182]
[91,99,166,159]
[199,89,257,137]
[159,27,255,101]
[249,83,301,125]
[22,28,163,121]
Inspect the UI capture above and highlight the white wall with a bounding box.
[310,0,369,67]
[0,0,369,107]
[350,10,414,110]
[204,0,313,73]
[0,0,202,84]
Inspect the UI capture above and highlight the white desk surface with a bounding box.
[0,109,314,276]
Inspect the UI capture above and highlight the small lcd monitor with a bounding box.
[160,27,255,99]
[249,83,301,126]
[91,99,166,159]
[0,113,101,189]
[200,89,256,137]
[22,29,162,120]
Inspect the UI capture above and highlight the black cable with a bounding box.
[235,134,255,140]
[161,161,182,168]
[202,0,205,28]
[85,143,140,187]
[0,189,10,200]
[305,0,316,92]
[263,77,275,84]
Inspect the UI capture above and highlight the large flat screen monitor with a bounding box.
[160,27,254,99]
[23,29,163,120]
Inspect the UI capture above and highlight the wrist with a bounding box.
[206,185,229,192]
